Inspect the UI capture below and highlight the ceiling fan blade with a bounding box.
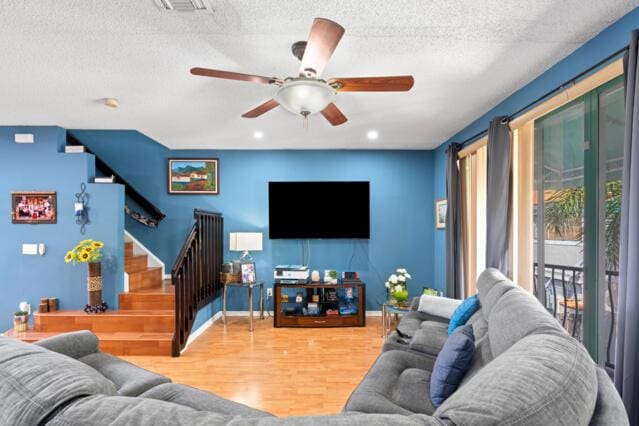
[190,67,275,85]
[320,103,348,126]
[242,99,279,118]
[328,76,415,92]
[299,18,345,78]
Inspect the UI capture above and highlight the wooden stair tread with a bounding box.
[35,309,173,317]
[5,328,173,341]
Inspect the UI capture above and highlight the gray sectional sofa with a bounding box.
[0,268,629,425]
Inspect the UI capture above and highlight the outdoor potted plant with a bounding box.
[65,239,108,313]
[385,268,411,304]
[13,311,28,333]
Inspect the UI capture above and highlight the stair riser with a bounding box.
[125,255,148,273]
[35,316,174,333]
[119,293,175,311]
[129,268,163,292]
[124,242,134,258]
[100,340,172,356]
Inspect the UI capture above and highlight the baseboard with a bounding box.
[164,274,172,280]
[366,310,382,316]
[181,311,222,354]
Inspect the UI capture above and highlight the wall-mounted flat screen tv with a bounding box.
[269,181,370,239]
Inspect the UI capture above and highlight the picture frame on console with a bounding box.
[11,191,57,224]
[435,198,447,229]
[168,158,219,195]
[241,262,257,284]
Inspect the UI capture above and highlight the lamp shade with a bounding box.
[275,79,336,116]
[229,232,263,252]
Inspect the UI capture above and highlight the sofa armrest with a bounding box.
[34,330,99,359]
[417,295,461,320]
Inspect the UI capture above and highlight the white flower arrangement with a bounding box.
[386,268,411,303]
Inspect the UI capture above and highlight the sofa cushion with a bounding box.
[417,295,461,320]
[396,310,447,338]
[0,336,116,425]
[408,326,448,357]
[50,395,444,426]
[140,383,273,417]
[79,352,170,396]
[488,287,564,357]
[447,295,479,334]
[34,330,99,359]
[476,268,517,318]
[459,334,493,387]
[430,325,475,408]
[434,333,598,425]
[344,350,435,415]
[590,367,629,425]
[466,310,488,341]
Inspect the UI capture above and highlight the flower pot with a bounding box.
[13,314,28,333]
[85,262,108,313]
[391,289,409,304]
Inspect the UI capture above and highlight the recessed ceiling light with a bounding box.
[367,130,379,140]
[253,131,264,139]
[104,98,119,108]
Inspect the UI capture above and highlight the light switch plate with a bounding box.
[22,243,38,255]
[15,133,34,144]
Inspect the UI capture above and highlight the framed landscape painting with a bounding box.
[435,198,447,229]
[168,158,219,195]
[11,191,57,224]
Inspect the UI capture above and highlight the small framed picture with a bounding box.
[241,262,257,284]
[168,158,219,195]
[11,191,57,224]
[435,199,447,229]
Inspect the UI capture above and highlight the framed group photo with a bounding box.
[241,263,257,284]
[12,191,57,224]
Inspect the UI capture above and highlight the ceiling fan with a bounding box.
[190,18,414,126]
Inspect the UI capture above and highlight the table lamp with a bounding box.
[229,232,263,263]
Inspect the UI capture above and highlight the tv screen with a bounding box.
[269,181,370,239]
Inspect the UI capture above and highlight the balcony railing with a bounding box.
[533,262,618,370]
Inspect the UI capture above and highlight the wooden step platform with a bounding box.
[4,328,173,356]
[128,267,163,292]
[125,254,149,273]
[35,310,174,333]
[119,285,174,310]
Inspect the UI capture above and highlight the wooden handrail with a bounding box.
[66,133,167,222]
[172,209,223,356]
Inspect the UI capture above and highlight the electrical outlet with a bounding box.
[267,288,273,297]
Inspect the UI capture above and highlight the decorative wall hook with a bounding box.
[75,183,89,234]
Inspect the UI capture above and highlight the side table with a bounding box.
[222,282,265,332]
[381,301,412,338]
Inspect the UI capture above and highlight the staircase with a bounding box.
[6,242,175,356]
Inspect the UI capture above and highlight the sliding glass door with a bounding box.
[533,76,623,371]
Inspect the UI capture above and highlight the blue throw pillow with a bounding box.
[430,324,475,408]
[447,294,480,335]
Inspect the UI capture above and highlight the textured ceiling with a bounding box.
[1,1,637,149]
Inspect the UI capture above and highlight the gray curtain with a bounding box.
[485,116,512,274]
[615,29,639,424]
[446,143,464,299]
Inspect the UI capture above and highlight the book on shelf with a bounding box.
[94,175,115,183]
[64,145,86,153]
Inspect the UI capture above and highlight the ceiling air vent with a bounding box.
[153,0,214,12]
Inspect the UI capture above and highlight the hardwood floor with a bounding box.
[121,315,385,417]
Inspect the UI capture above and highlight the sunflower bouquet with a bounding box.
[64,239,105,264]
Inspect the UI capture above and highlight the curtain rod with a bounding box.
[454,44,630,148]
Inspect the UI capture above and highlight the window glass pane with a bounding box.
[598,81,624,370]
[534,99,586,341]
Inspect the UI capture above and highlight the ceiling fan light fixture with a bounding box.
[274,79,335,117]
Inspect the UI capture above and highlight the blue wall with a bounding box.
[0,126,124,332]
[432,8,639,290]
[70,130,437,318]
